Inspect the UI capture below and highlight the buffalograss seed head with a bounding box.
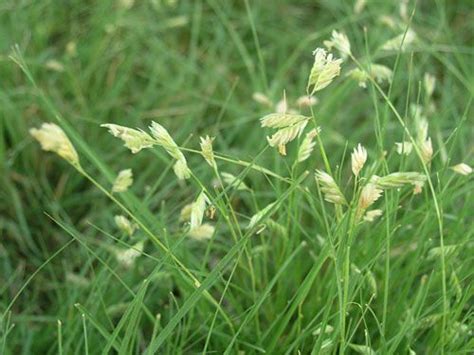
[115,241,144,268]
[149,121,191,180]
[260,112,311,155]
[370,64,393,84]
[30,123,79,166]
[101,123,154,154]
[364,209,383,222]
[323,30,351,59]
[112,169,133,193]
[188,223,215,241]
[307,48,342,95]
[372,172,427,189]
[114,215,137,236]
[296,95,318,107]
[200,135,216,168]
[297,128,320,163]
[247,202,277,231]
[190,191,210,229]
[395,141,413,155]
[260,113,309,129]
[424,73,436,97]
[351,143,367,177]
[315,170,347,205]
[358,183,383,211]
[450,163,473,176]
[381,29,417,52]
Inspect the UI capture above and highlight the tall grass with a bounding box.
[1,0,472,353]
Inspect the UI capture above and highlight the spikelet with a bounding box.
[188,223,215,240]
[190,191,210,229]
[395,141,413,155]
[307,48,342,95]
[101,124,155,154]
[372,172,427,189]
[252,92,273,107]
[357,183,383,220]
[221,172,251,191]
[450,163,473,176]
[420,138,433,165]
[296,95,318,107]
[363,209,383,222]
[115,241,144,268]
[149,121,191,180]
[297,128,320,163]
[266,120,309,149]
[30,123,80,166]
[347,68,369,88]
[200,135,216,169]
[315,170,347,205]
[351,143,367,176]
[114,215,137,236]
[427,244,460,260]
[260,113,309,129]
[413,112,433,165]
[370,64,393,84]
[112,169,133,192]
[173,159,191,180]
[149,121,183,160]
[381,29,416,52]
[424,73,436,97]
[179,203,193,222]
[247,202,277,230]
[323,30,351,59]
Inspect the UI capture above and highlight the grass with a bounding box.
[1,0,473,353]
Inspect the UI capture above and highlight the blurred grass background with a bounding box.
[1,0,473,353]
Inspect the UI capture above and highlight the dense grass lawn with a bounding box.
[1,0,473,353]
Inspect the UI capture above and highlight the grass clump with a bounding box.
[1,0,473,353]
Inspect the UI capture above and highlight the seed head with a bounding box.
[149,121,191,180]
[101,123,154,154]
[323,30,351,59]
[296,95,318,107]
[395,141,413,156]
[363,209,383,222]
[372,172,427,189]
[112,169,133,193]
[200,135,216,168]
[370,64,393,84]
[30,123,80,166]
[115,241,144,268]
[351,143,367,176]
[297,128,321,163]
[307,48,342,95]
[247,202,277,230]
[450,163,472,176]
[315,170,347,205]
[190,191,210,229]
[381,29,416,52]
[358,183,383,211]
[424,73,436,97]
[114,215,138,236]
[188,223,215,241]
